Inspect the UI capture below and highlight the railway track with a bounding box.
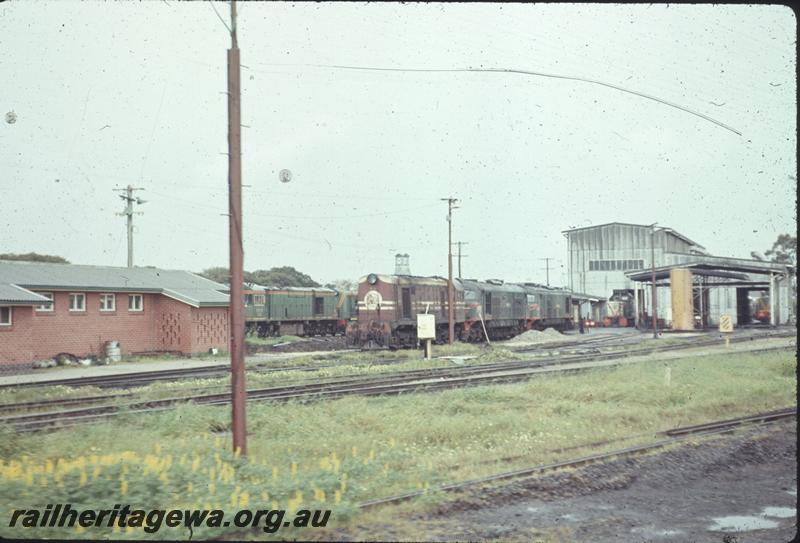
[1,337,793,433]
[0,353,412,391]
[357,406,797,509]
[2,329,791,393]
[1,331,789,415]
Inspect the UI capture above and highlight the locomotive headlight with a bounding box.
[367,273,378,285]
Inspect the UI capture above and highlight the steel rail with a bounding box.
[357,407,797,509]
[2,343,793,433]
[2,336,794,425]
[1,330,791,392]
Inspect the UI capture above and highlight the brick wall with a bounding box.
[191,307,229,351]
[0,291,229,365]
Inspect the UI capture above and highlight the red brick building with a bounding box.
[0,261,230,366]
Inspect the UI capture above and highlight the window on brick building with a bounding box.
[100,294,116,312]
[35,292,54,312]
[128,294,143,312]
[0,307,10,326]
[69,293,85,312]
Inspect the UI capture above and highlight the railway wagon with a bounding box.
[460,279,528,341]
[244,286,354,337]
[519,283,574,330]
[347,273,466,348]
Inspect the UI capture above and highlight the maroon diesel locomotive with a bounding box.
[347,273,573,348]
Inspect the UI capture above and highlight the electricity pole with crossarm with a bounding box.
[442,198,459,344]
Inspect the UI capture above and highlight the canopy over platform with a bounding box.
[570,291,607,303]
[625,257,794,327]
[626,266,749,283]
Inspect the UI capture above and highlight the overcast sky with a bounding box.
[1,2,795,286]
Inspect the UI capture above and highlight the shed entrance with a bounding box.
[736,288,770,326]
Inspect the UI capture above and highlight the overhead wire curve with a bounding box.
[300,63,742,136]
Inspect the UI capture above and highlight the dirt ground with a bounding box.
[352,422,797,542]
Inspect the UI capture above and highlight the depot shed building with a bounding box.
[563,222,795,328]
[0,261,230,367]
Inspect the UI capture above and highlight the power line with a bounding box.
[296,63,742,136]
[138,83,168,183]
[208,0,231,34]
[146,189,442,220]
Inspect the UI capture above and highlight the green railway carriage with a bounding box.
[243,285,356,337]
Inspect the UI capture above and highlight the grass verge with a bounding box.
[0,349,794,540]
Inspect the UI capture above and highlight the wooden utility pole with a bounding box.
[455,241,468,279]
[442,198,459,344]
[650,224,658,339]
[227,0,247,457]
[115,185,145,268]
[540,257,553,286]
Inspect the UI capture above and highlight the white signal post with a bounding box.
[417,313,436,359]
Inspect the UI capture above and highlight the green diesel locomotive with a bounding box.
[243,285,356,337]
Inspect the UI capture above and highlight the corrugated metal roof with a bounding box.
[0,283,52,305]
[0,261,229,307]
[561,222,705,250]
[569,291,608,302]
[625,256,793,281]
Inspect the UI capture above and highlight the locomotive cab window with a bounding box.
[313,296,324,316]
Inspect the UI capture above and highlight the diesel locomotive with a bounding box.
[243,285,356,337]
[347,273,573,348]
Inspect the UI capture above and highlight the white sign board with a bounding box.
[417,314,436,340]
[719,314,733,333]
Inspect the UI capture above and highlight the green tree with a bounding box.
[198,267,230,284]
[250,267,320,287]
[324,278,356,292]
[0,252,70,263]
[764,234,796,265]
[198,267,257,285]
[200,266,318,287]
